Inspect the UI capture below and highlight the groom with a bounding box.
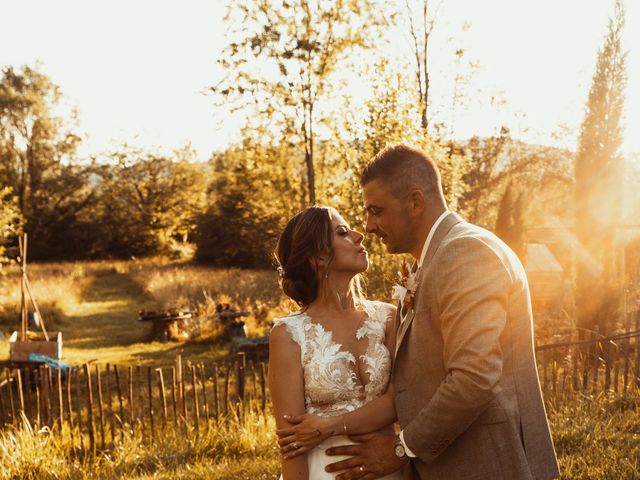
[325,144,560,479]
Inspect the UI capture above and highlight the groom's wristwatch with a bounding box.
[394,437,407,459]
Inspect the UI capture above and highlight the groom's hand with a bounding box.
[325,432,407,479]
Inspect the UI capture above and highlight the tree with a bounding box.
[403,0,442,132]
[93,145,209,257]
[195,138,298,268]
[494,182,526,261]
[326,60,469,296]
[0,65,93,259]
[459,130,573,230]
[214,0,390,206]
[0,187,21,265]
[574,0,627,334]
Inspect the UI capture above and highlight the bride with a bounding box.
[269,206,403,480]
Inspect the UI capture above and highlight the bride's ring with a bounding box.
[359,465,365,473]
[293,441,299,449]
[314,429,322,437]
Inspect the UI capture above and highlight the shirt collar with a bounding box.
[417,210,450,268]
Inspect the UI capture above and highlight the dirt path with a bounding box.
[62,271,152,362]
[61,270,224,367]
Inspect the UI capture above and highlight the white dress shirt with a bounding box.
[399,210,449,458]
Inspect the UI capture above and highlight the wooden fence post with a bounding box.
[56,369,64,428]
[0,382,6,425]
[582,341,590,391]
[96,365,106,450]
[4,368,16,423]
[551,349,558,394]
[65,368,75,451]
[83,363,96,456]
[176,355,185,430]
[260,362,267,414]
[592,337,601,396]
[147,366,155,443]
[24,368,32,424]
[114,365,125,441]
[180,362,187,432]
[199,364,209,424]
[42,366,52,427]
[224,363,231,417]
[572,345,579,391]
[156,368,167,432]
[106,364,115,445]
[15,369,25,421]
[212,365,219,420]
[46,366,54,425]
[635,312,640,388]
[623,313,631,391]
[190,364,200,433]
[38,367,46,426]
[75,365,84,452]
[613,343,620,393]
[236,352,246,413]
[542,350,548,395]
[170,367,178,431]
[604,340,612,392]
[136,365,144,438]
[249,360,258,411]
[127,366,134,431]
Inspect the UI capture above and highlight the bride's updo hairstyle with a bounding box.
[275,206,336,307]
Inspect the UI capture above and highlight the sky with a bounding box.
[1,0,638,162]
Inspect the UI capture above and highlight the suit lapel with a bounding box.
[393,212,464,357]
[395,308,415,357]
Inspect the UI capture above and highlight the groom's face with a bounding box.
[362,178,412,254]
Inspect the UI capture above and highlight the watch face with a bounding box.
[394,443,406,458]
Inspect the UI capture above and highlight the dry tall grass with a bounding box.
[0,262,93,331]
[0,411,279,480]
[0,391,639,479]
[126,262,293,338]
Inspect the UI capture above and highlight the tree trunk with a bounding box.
[307,104,315,206]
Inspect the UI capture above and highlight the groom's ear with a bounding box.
[408,190,426,216]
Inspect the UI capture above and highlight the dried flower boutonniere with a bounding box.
[391,259,420,314]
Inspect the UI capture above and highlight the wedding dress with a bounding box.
[274,300,403,480]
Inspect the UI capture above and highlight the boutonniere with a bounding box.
[391,260,420,312]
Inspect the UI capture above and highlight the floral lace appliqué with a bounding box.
[273,300,393,417]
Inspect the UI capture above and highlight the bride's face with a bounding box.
[327,213,369,274]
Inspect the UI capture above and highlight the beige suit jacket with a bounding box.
[393,213,560,480]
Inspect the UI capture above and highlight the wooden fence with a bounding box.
[535,326,640,400]
[1,321,639,454]
[0,352,268,454]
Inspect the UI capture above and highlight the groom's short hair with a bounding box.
[360,143,443,199]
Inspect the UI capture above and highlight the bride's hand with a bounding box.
[277,413,336,459]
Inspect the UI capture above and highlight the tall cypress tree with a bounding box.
[574,0,627,335]
[495,182,526,262]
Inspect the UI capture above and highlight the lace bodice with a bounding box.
[272,300,394,417]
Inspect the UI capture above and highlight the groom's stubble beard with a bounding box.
[386,215,419,256]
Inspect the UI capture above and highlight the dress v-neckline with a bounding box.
[298,310,374,390]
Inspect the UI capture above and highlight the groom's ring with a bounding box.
[314,429,321,437]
